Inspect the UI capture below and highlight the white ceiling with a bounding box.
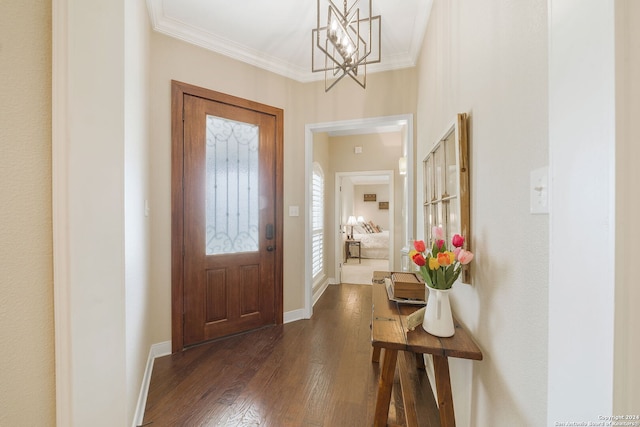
[146,0,433,83]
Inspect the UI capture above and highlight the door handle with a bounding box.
[267,245,275,252]
[266,224,274,240]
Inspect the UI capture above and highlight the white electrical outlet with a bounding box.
[530,167,549,214]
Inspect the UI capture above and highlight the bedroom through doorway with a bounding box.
[337,172,393,285]
[305,114,414,318]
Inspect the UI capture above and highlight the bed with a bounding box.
[353,230,389,259]
[349,222,389,259]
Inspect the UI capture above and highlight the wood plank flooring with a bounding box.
[142,284,440,427]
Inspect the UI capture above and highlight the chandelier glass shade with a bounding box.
[312,0,381,91]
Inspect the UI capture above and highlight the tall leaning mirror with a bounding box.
[423,113,471,283]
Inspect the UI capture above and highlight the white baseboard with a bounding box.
[131,341,171,427]
[284,308,307,323]
[312,276,336,306]
[285,276,335,323]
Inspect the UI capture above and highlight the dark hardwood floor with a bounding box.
[142,284,439,427]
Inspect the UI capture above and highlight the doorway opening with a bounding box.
[304,114,414,318]
[336,171,393,285]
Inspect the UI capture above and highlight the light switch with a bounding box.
[289,205,299,217]
[530,167,549,214]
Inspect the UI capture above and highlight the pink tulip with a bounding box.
[432,226,444,240]
[435,239,445,250]
[414,240,426,253]
[457,249,474,265]
[453,247,461,257]
[452,234,464,248]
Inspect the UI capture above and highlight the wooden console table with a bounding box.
[370,281,482,427]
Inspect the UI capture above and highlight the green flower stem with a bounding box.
[421,265,463,290]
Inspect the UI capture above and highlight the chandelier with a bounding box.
[312,0,381,92]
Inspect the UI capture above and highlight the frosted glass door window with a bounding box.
[205,115,259,255]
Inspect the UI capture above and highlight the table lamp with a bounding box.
[346,215,358,239]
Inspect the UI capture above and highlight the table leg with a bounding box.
[371,346,382,363]
[414,352,425,370]
[345,241,348,263]
[433,355,456,427]
[373,348,398,427]
[398,351,419,427]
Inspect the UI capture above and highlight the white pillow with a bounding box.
[352,225,366,235]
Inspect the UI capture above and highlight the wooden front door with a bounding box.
[172,81,283,351]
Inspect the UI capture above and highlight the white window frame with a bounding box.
[423,113,471,284]
[311,162,325,281]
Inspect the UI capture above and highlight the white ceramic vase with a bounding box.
[422,286,455,337]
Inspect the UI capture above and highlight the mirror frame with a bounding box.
[423,113,471,283]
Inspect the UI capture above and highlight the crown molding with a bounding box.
[146,0,423,83]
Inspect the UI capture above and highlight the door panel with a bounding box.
[176,86,282,349]
[205,268,227,323]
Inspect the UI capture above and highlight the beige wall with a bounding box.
[416,1,549,425]
[0,0,55,425]
[353,184,390,230]
[148,31,417,338]
[614,0,640,414]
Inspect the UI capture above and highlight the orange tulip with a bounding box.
[437,252,451,266]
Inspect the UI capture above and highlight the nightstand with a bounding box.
[344,239,361,263]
